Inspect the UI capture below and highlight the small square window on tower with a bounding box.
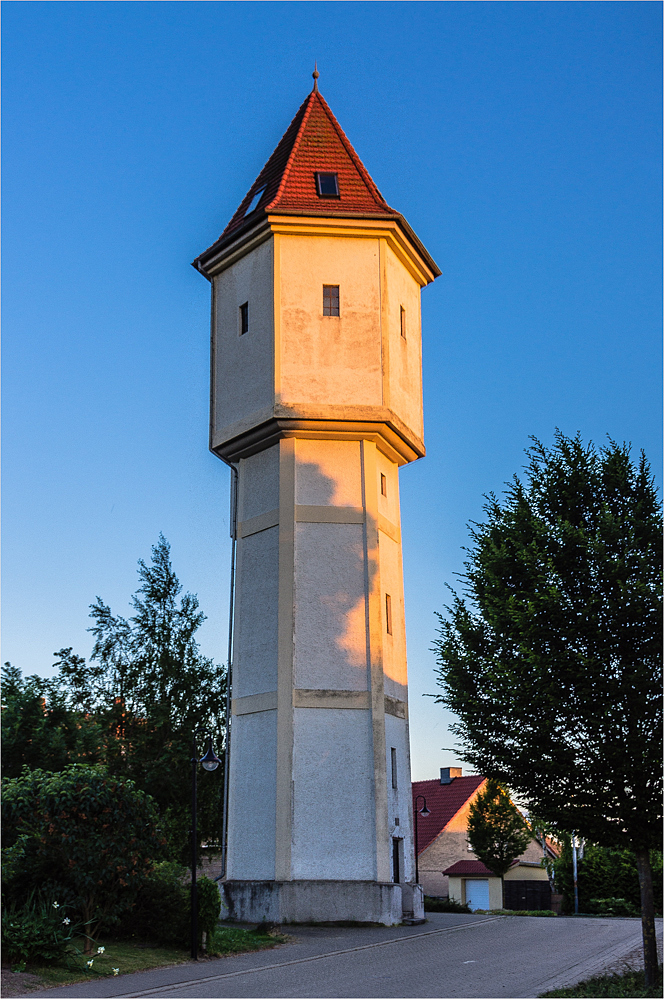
[316,172,339,197]
[323,285,340,317]
[400,305,406,339]
[385,593,393,635]
[239,302,249,335]
[380,473,387,497]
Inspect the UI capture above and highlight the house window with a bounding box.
[239,302,249,335]
[400,305,406,339]
[380,473,387,497]
[385,594,392,635]
[323,285,340,316]
[391,747,398,789]
[316,172,339,197]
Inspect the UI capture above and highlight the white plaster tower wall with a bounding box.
[194,84,439,924]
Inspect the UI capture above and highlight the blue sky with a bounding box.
[3,1,661,780]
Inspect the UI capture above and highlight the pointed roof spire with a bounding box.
[312,62,319,92]
[194,86,441,280]
[218,88,397,241]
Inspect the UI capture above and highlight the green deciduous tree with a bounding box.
[433,433,662,982]
[467,779,532,906]
[1,536,227,861]
[2,764,166,953]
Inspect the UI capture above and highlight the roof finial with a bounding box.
[312,62,319,92]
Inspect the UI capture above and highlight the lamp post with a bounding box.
[413,794,431,885]
[191,731,221,960]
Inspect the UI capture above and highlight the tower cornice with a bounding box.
[195,213,440,287]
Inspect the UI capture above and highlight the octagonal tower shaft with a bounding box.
[195,87,439,925]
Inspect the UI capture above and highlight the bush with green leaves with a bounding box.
[121,862,221,948]
[1,895,76,967]
[424,896,471,913]
[2,764,166,953]
[551,841,663,916]
[588,897,640,917]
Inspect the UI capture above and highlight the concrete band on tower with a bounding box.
[194,83,439,925]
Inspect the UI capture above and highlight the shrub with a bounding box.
[551,844,663,916]
[2,895,76,966]
[2,764,166,952]
[424,895,471,913]
[588,897,640,917]
[121,862,221,948]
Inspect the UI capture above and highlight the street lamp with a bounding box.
[413,794,431,885]
[191,731,221,960]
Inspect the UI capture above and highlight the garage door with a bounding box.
[465,879,490,911]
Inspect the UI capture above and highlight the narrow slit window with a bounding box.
[385,594,393,635]
[323,285,340,317]
[391,747,398,789]
[400,305,406,339]
[316,172,339,197]
[239,302,249,335]
[380,473,387,497]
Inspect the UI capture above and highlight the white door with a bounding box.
[465,879,490,911]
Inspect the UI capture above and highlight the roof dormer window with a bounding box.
[244,186,266,216]
[315,172,339,198]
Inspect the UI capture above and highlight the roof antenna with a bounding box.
[312,62,319,92]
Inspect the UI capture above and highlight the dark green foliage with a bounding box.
[121,862,221,948]
[2,536,227,862]
[1,664,104,779]
[432,434,662,982]
[1,896,77,966]
[2,764,166,952]
[539,965,663,998]
[433,434,662,851]
[206,925,288,956]
[467,778,532,879]
[551,842,662,916]
[423,896,471,913]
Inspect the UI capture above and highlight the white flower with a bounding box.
[86,959,94,968]
[97,946,105,954]
[113,968,119,976]
[52,902,60,909]
[62,918,71,926]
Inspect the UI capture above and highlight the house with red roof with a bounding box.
[413,768,557,910]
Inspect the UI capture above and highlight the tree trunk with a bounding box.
[635,849,658,986]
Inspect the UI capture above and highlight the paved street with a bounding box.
[21,914,662,999]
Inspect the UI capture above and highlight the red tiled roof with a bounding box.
[412,776,486,854]
[443,860,496,877]
[220,88,399,241]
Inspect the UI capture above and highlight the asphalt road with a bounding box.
[22,914,662,999]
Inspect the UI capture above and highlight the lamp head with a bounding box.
[419,800,431,818]
[200,737,221,772]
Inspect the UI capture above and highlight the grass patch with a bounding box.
[539,965,663,997]
[21,937,190,989]
[207,925,288,956]
[18,927,287,989]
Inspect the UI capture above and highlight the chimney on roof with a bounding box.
[440,767,462,784]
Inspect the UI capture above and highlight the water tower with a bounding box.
[194,74,439,924]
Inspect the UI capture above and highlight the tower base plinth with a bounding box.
[221,880,423,926]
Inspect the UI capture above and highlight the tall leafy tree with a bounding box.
[2,536,227,861]
[467,779,532,906]
[433,433,662,982]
